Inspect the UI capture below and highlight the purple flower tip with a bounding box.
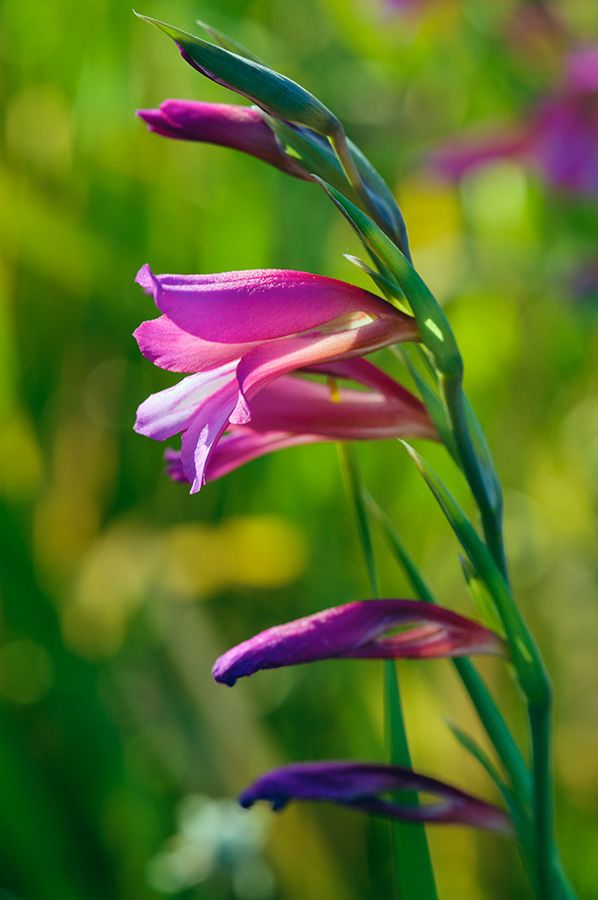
[239,760,512,835]
[212,599,505,686]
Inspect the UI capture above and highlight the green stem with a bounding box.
[436,377,568,899]
[530,697,555,900]
[440,373,508,580]
[338,443,437,900]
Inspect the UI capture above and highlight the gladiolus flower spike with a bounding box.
[134,266,420,493]
[212,599,506,686]
[239,760,513,836]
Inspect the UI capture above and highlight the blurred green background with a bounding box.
[2,0,598,897]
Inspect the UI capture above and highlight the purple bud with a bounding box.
[137,99,307,178]
[239,760,512,835]
[212,599,505,686]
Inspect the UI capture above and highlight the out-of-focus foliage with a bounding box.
[2,0,598,897]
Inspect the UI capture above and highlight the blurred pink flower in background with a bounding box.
[431,46,598,195]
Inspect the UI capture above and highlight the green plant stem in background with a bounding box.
[338,443,438,900]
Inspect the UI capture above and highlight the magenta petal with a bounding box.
[133,315,251,373]
[137,100,268,145]
[212,599,505,686]
[230,315,417,425]
[161,362,437,489]
[134,264,421,495]
[165,433,314,486]
[239,760,512,835]
[206,431,322,482]
[135,264,412,345]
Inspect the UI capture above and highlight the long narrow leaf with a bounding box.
[338,444,437,900]
[385,662,438,900]
[344,254,409,310]
[403,444,548,705]
[446,722,530,840]
[196,18,264,63]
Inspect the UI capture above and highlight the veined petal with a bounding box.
[244,371,435,440]
[135,265,413,345]
[230,317,418,425]
[134,362,238,440]
[212,599,505,686]
[162,363,436,488]
[308,357,425,401]
[239,760,512,835]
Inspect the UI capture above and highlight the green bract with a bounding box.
[136,14,343,138]
[316,179,462,379]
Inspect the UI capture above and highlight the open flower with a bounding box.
[137,100,307,178]
[239,760,512,835]
[134,266,419,492]
[212,599,505,686]
[163,357,437,485]
[430,46,598,195]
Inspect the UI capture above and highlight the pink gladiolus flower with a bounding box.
[163,357,437,485]
[212,598,506,686]
[137,100,307,178]
[431,46,598,195]
[239,760,512,835]
[134,266,419,492]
